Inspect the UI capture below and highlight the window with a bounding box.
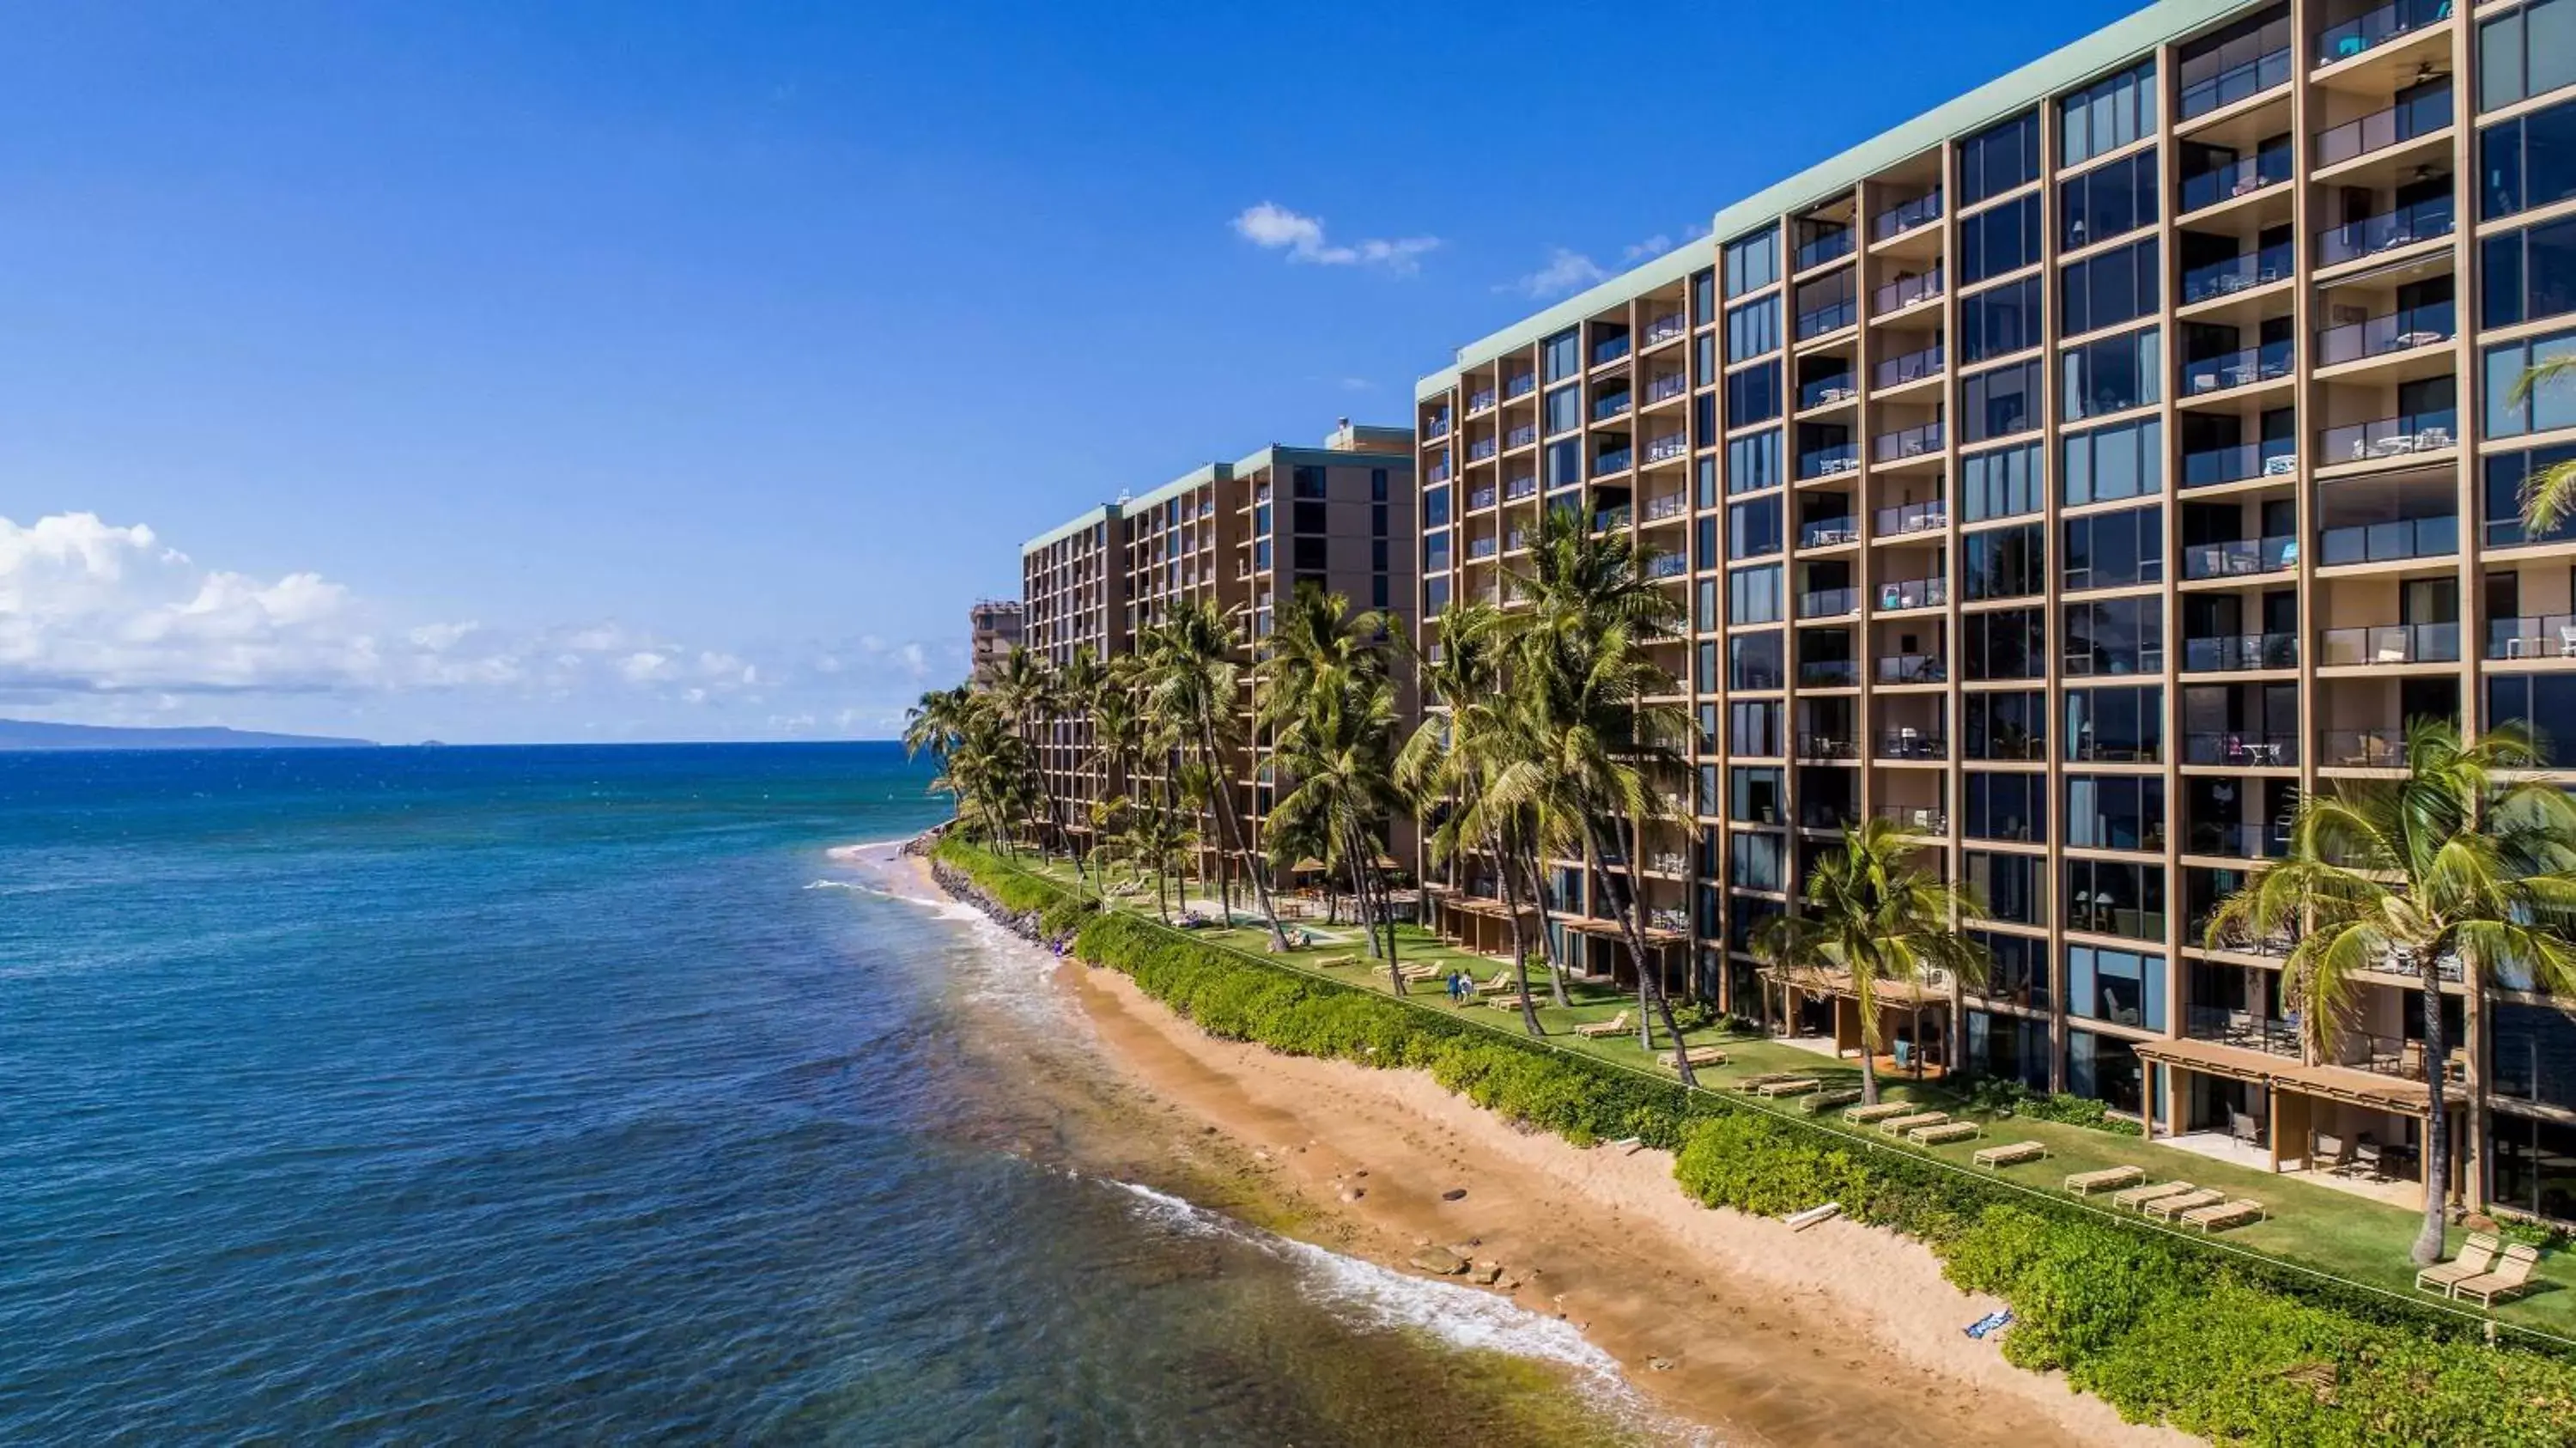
[2490,1112,2576,1221]
[2061,60,2156,167]
[1794,268,1858,337]
[2059,237,2160,337]
[1964,522,2045,600]
[1372,574,1389,609]
[1963,689,2047,758]
[1965,851,2042,925]
[2488,673,2576,765]
[1422,487,1449,528]
[1959,193,2044,284]
[1370,468,1389,502]
[2066,942,2166,1025]
[1962,358,2046,443]
[1730,564,1783,624]
[1293,537,1328,571]
[2062,417,2163,506]
[1292,465,1327,498]
[1730,830,1786,891]
[1730,632,1785,691]
[2058,149,2159,249]
[1727,430,1783,493]
[1546,439,1582,488]
[2484,328,2576,437]
[1422,530,1449,575]
[1729,766,1784,823]
[1370,538,1389,571]
[1724,227,1780,297]
[1544,384,1581,436]
[1292,501,1327,534]
[1960,110,2042,205]
[1727,296,1782,362]
[1961,442,2044,521]
[1543,328,1582,382]
[2486,443,2576,545]
[1964,771,2047,843]
[1728,496,1782,559]
[1692,266,1718,325]
[2484,216,2576,329]
[2177,8,2291,121]
[1726,362,1783,427]
[1729,700,1783,756]
[2063,596,2163,676]
[1960,277,2044,363]
[2481,0,2576,113]
[1370,503,1388,537]
[1698,640,1720,692]
[1971,939,2053,1018]
[2063,504,2163,590]
[2064,686,2162,763]
[2482,98,2576,219]
[2061,328,2160,422]
[1962,609,2046,681]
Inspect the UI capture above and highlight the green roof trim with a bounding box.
[1230,443,1420,476]
[1416,0,2260,403]
[1124,462,1231,516]
[1020,502,1121,557]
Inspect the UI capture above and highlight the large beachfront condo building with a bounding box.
[1412,0,2576,1220]
[1019,420,1419,873]
[968,599,1024,687]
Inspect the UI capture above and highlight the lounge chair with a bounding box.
[1484,992,1531,1011]
[1880,1111,1947,1136]
[1804,1089,1862,1113]
[1911,1121,1982,1145]
[2181,1198,2268,1232]
[2110,1180,2196,1211]
[2142,1189,2227,1222]
[2451,1244,2543,1309]
[1475,969,1516,994]
[2415,1234,2501,1296]
[1737,1072,1803,1091]
[2065,1165,2147,1196]
[1655,1043,1731,1068]
[1845,1102,1913,1124]
[1573,1010,1633,1039]
[1973,1141,2048,1170]
[1756,1077,1823,1098]
[1398,962,1445,981]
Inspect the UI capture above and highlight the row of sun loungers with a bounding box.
[2090,1179,2269,1232]
[2417,1234,2544,1308]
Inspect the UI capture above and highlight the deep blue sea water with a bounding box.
[0,744,1653,1445]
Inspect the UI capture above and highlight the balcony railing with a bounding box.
[1467,437,1498,461]
[1644,433,1689,464]
[1642,493,1689,522]
[1874,501,1945,537]
[1872,803,1947,831]
[2317,514,2458,565]
[1878,729,1947,760]
[1504,476,1539,502]
[2183,632,2300,672]
[1593,448,1633,477]
[2319,409,2457,464]
[2179,152,2293,215]
[1799,373,1859,410]
[1466,536,1499,560]
[1593,392,1634,422]
[1872,267,1943,315]
[2316,86,2452,167]
[1797,732,1858,759]
[1797,444,1859,480]
[2320,727,2407,767]
[1876,575,1947,610]
[2185,1005,2300,1061]
[1873,192,1943,241]
[2182,535,2297,579]
[2318,194,2454,266]
[1592,335,1631,367]
[2488,614,2576,660]
[1800,660,1860,687]
[1594,506,1632,532]
[2180,45,2291,120]
[1645,372,1690,404]
[2181,445,2299,488]
[1798,300,1859,338]
[1795,228,1856,271]
[1504,373,1538,399]
[2067,903,2165,940]
[1424,417,1451,441]
[2183,733,2299,769]
[2318,621,2461,666]
[2184,819,2292,855]
[1506,423,1538,448]
[1799,587,1859,617]
[2319,0,2451,64]
[1467,486,1498,509]
[1873,421,1944,462]
[1799,517,1860,547]
[1467,388,1497,413]
[1506,529,1530,552]
[1874,343,1944,390]
[1643,313,1686,347]
[2183,339,2295,396]
[2181,241,2293,304]
[2315,301,2456,367]
[1875,653,1947,684]
[1645,552,1688,580]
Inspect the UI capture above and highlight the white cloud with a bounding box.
[1232,202,1439,275]
[1502,247,1609,300]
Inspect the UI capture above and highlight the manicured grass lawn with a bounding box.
[1015,857,2576,1336]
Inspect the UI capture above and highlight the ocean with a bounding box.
[0,742,1665,1445]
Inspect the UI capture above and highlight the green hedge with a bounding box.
[932,837,2576,1445]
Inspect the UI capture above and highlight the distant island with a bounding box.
[0,719,379,751]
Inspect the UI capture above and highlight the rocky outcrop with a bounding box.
[924,847,1086,953]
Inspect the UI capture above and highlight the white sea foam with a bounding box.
[825,837,914,862]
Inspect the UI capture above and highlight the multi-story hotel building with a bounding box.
[1411,0,2576,1219]
[1018,419,1418,874]
[968,599,1024,687]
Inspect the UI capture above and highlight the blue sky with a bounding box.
[0,0,2133,743]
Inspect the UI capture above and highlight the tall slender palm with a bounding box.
[1753,817,1990,1106]
[2509,357,2576,532]
[1264,586,1403,968]
[1133,599,1292,949]
[987,647,1070,861]
[902,684,977,776]
[2206,719,2576,1263]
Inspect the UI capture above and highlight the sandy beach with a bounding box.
[881,842,2193,1448]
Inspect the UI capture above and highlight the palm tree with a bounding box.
[987,647,1070,861]
[1133,599,1293,950]
[918,691,1024,850]
[1116,798,1195,924]
[1264,585,1406,976]
[1753,817,1990,1106]
[2509,356,2576,533]
[2205,719,2576,1263]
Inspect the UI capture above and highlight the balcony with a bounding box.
[2318,513,2457,565]
[1466,536,1499,561]
[1799,373,1859,411]
[1645,552,1688,581]
[1593,447,1634,478]
[1424,417,1451,441]
[1873,192,1943,242]
[1801,660,1861,688]
[1800,586,1859,617]
[1593,392,1634,423]
[1592,335,1632,368]
[1874,344,1944,390]
[2320,727,2407,767]
[2319,410,2456,465]
[2489,615,2576,660]
[1872,803,1947,831]
[2182,445,2299,489]
[2318,195,2453,267]
[2183,339,2295,397]
[2179,151,2293,215]
[2181,45,2291,121]
[1645,372,1690,405]
[1797,732,1859,759]
[1643,313,1686,348]
[1874,501,1945,537]
[1799,516,1860,548]
[1875,653,1947,684]
[1467,485,1498,510]
[1467,387,1498,414]
[1504,475,1538,502]
[1505,423,1538,449]
[1799,300,1860,338]
[2183,631,2300,672]
[1643,433,1689,465]
[1796,228,1856,271]
[2318,621,2461,666]
[2184,818,2291,855]
[1594,505,1632,532]
[1872,268,1943,316]
[1877,729,1947,760]
[2182,535,2297,579]
[2181,241,2293,304]
[2314,85,2451,168]
[2067,901,2164,940]
[1467,437,1498,461]
[2184,732,2298,768]
[1504,372,1538,400]
[2318,0,2451,65]
[2315,301,2455,368]
[1875,575,1947,611]
[1797,444,1859,481]
[1506,527,1531,551]
[1872,421,1943,464]
[1642,492,1689,523]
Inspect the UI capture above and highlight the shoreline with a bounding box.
[890,834,2190,1448]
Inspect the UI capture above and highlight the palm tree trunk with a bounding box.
[2413,955,2452,1265]
[1855,971,1883,1106]
[1519,842,1571,1008]
[1588,823,1695,1087]
[1485,823,1544,1037]
[1202,721,1291,949]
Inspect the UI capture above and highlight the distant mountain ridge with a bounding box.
[0,719,379,751]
